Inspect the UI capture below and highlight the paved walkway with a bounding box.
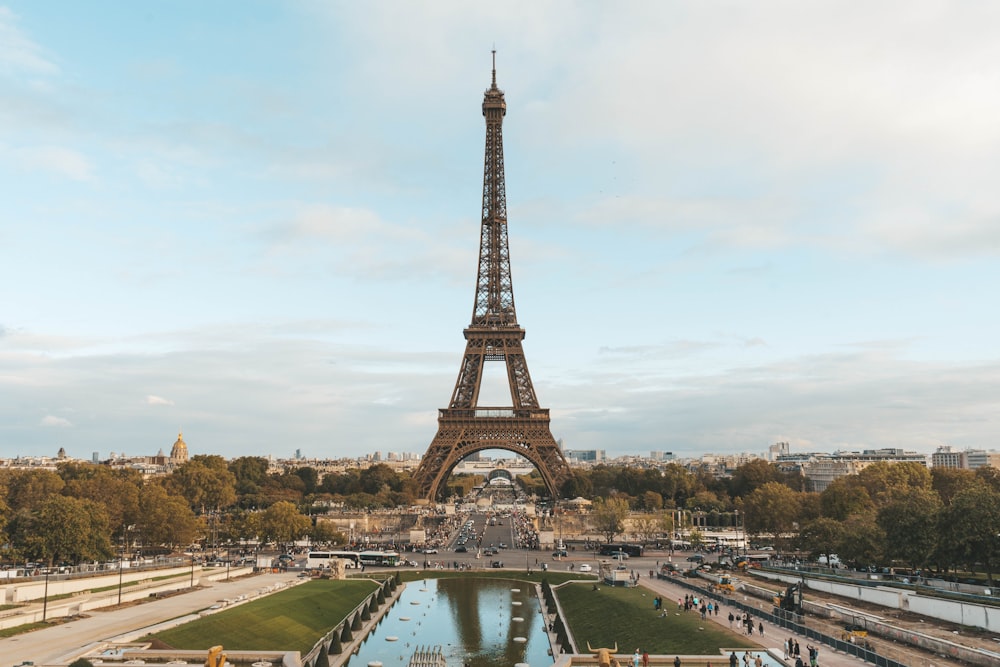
[637,575,868,667]
[0,571,302,666]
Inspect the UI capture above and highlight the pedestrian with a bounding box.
[794,640,801,658]
[729,652,738,667]
[642,651,649,667]
[633,649,641,667]
[674,657,681,667]
[754,654,762,667]
[807,645,818,667]
[795,658,803,667]
[715,604,720,616]
[758,622,764,636]
[728,612,734,628]
[783,639,790,660]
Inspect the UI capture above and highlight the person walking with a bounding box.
[633,648,641,667]
[728,612,734,628]
[674,657,681,667]
[642,651,649,667]
[758,621,764,637]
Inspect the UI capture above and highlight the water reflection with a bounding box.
[348,578,552,667]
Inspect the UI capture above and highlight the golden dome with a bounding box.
[170,431,189,463]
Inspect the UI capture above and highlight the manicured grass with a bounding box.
[557,582,757,655]
[148,579,379,655]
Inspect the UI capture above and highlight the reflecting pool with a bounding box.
[347,577,553,667]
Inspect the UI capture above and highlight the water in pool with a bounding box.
[346,577,552,667]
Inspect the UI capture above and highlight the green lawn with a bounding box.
[557,582,757,655]
[148,579,379,655]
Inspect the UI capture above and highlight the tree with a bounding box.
[3,469,66,512]
[12,496,113,565]
[855,461,932,508]
[312,520,346,546]
[797,517,845,559]
[560,472,592,499]
[820,478,875,521]
[591,496,630,544]
[639,491,663,511]
[139,484,202,549]
[835,514,885,569]
[729,460,784,498]
[931,467,976,505]
[631,514,661,544]
[259,501,312,546]
[167,458,237,511]
[229,456,270,505]
[741,482,801,551]
[877,487,942,570]
[61,465,141,530]
[937,483,1000,584]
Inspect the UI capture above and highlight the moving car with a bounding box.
[578,563,592,572]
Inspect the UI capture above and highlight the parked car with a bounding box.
[686,554,705,562]
[552,549,568,558]
[578,563,592,572]
[422,548,438,554]
[455,546,468,553]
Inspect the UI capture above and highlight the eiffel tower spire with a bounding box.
[413,54,572,502]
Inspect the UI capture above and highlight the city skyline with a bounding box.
[2,3,999,460]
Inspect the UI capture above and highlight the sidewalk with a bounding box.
[638,575,866,667]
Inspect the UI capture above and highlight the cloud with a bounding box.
[0,7,58,77]
[146,395,174,407]
[41,415,72,428]
[9,145,94,181]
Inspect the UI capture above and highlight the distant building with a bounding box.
[767,441,790,461]
[932,445,1000,470]
[802,448,928,492]
[564,449,605,462]
[169,431,190,465]
[650,451,675,461]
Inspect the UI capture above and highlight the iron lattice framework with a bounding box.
[413,55,572,502]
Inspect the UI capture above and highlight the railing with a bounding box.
[657,573,907,667]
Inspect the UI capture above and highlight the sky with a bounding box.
[2,1,999,463]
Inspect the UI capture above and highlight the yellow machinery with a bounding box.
[710,575,735,593]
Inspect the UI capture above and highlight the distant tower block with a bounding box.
[412,54,572,502]
[170,431,189,464]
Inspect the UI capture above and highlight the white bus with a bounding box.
[307,550,360,569]
[358,550,401,567]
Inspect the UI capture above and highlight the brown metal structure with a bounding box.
[413,54,572,502]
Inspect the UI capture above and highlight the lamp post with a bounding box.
[42,568,50,621]
[117,556,124,605]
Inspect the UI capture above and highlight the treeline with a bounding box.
[2,457,998,580]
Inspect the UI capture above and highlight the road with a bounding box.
[0,571,302,667]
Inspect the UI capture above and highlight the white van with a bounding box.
[818,553,841,567]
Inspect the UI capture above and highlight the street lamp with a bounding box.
[117,556,124,605]
[42,569,50,621]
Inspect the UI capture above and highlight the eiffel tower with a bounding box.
[413,54,572,502]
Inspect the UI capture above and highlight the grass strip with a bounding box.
[557,582,757,655]
[148,579,379,655]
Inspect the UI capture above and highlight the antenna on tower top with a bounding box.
[491,47,497,86]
